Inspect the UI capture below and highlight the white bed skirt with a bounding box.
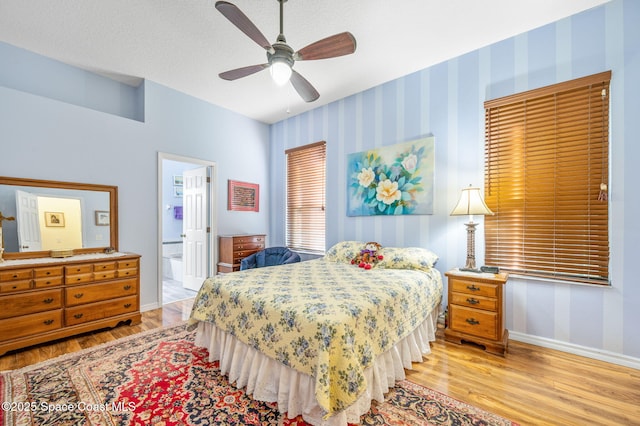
[193,306,439,426]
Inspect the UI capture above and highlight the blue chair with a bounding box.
[240,247,301,270]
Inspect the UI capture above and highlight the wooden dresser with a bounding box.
[0,253,141,356]
[444,269,509,356]
[217,234,265,273]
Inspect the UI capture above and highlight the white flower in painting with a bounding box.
[401,154,418,173]
[357,167,375,187]
[376,179,402,205]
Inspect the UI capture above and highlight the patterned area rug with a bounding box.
[1,324,516,426]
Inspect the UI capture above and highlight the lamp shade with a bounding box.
[450,185,493,216]
[270,60,292,86]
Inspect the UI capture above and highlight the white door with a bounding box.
[182,167,209,291]
[15,190,42,252]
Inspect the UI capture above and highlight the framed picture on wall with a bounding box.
[173,175,183,186]
[45,212,65,227]
[228,180,259,212]
[347,136,435,216]
[95,210,110,226]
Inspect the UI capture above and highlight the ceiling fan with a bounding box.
[215,0,357,102]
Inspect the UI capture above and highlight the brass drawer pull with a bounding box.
[465,318,480,325]
[124,303,132,308]
[467,285,481,291]
[43,319,54,325]
[466,298,480,305]
[74,313,84,319]
[123,285,132,290]
[43,298,54,304]
[74,293,84,299]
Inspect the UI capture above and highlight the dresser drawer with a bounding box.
[233,249,261,262]
[449,305,498,340]
[117,259,139,270]
[233,242,265,251]
[234,235,265,245]
[65,264,93,275]
[0,268,33,282]
[117,268,138,278]
[450,292,498,311]
[34,266,64,278]
[450,278,498,298]
[94,270,117,281]
[65,296,138,326]
[0,289,63,319]
[34,275,64,288]
[0,280,32,293]
[0,309,63,340]
[32,266,64,288]
[94,262,117,272]
[65,278,138,307]
[65,272,94,285]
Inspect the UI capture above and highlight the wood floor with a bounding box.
[2,299,638,426]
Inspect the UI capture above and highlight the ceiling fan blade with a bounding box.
[215,1,273,52]
[290,70,320,103]
[219,64,269,81]
[294,32,356,61]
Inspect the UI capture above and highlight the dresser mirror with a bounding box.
[0,176,118,259]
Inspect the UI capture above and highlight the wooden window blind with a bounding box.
[484,71,610,285]
[286,141,326,254]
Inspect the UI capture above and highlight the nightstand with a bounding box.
[444,268,509,356]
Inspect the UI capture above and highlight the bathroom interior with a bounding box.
[161,158,200,304]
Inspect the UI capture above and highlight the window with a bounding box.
[484,71,610,285]
[286,141,326,254]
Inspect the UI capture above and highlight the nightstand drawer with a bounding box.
[451,278,498,298]
[449,305,498,340]
[451,292,498,311]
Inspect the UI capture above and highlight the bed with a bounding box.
[188,242,443,425]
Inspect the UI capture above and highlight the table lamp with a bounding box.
[450,185,493,272]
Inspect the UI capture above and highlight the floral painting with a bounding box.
[347,137,434,216]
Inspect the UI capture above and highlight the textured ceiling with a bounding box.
[0,0,610,123]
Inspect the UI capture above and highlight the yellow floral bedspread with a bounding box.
[189,259,442,418]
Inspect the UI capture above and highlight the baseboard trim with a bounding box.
[140,302,160,312]
[509,331,640,370]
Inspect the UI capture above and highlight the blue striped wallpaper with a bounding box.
[269,0,640,360]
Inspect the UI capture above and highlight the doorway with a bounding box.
[157,153,216,306]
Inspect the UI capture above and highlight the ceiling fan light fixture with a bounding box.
[215,1,356,102]
[270,59,292,86]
